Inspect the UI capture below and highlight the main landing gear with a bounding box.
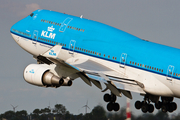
[103,93,120,111]
[135,95,177,113]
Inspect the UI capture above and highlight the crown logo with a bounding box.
[48,26,55,32]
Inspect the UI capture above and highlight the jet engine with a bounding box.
[23,64,72,87]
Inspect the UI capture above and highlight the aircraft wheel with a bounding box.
[141,103,149,113]
[111,94,117,102]
[107,102,113,111]
[135,101,142,109]
[155,101,162,109]
[168,103,174,113]
[148,104,154,113]
[113,103,120,111]
[161,104,168,113]
[171,102,177,111]
[104,94,111,102]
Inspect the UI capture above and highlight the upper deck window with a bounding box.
[30,13,34,17]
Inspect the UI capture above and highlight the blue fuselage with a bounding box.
[10,9,180,81]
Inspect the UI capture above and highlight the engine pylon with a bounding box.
[126,98,131,120]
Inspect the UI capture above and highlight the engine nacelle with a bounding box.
[23,64,72,87]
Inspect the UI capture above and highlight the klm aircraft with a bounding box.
[10,9,180,113]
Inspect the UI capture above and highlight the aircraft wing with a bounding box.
[36,45,145,99]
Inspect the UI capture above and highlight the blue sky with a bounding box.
[1,0,180,116]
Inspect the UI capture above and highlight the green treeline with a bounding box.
[0,104,180,120]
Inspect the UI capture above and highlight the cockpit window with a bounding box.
[30,13,34,17]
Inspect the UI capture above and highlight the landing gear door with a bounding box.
[69,40,76,55]
[32,30,38,47]
[167,65,174,80]
[59,17,73,32]
[120,53,127,68]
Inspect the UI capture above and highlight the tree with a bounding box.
[15,110,28,120]
[33,108,42,119]
[91,105,107,120]
[2,110,15,119]
[53,104,67,115]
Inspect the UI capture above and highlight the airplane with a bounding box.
[10,9,180,113]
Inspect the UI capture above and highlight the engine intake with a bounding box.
[23,64,72,87]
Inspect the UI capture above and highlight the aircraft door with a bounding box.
[32,30,38,47]
[167,65,174,80]
[120,53,127,68]
[59,17,73,32]
[69,40,76,56]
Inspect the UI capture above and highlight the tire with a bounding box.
[141,103,149,113]
[111,94,117,102]
[168,103,174,113]
[161,104,168,113]
[107,102,113,111]
[148,104,154,113]
[135,101,142,109]
[104,94,111,102]
[155,101,162,109]
[171,102,177,111]
[113,103,120,111]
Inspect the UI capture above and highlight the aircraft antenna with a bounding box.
[80,15,83,19]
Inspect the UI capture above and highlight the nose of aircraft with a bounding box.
[10,14,32,44]
[10,22,20,43]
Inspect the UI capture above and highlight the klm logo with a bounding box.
[29,69,35,74]
[49,50,56,56]
[41,26,56,39]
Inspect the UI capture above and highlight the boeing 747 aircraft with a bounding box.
[10,9,180,113]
